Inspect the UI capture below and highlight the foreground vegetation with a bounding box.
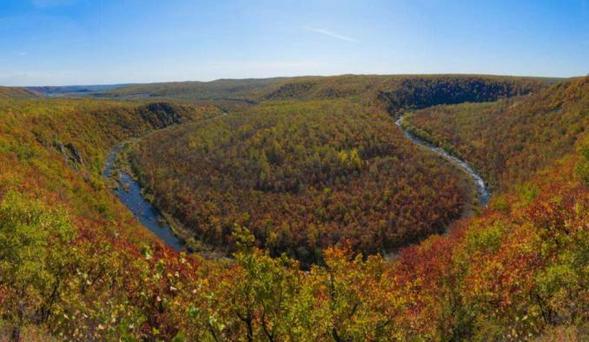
[0,75,587,340]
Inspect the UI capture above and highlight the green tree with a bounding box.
[0,192,74,340]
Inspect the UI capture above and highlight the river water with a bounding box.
[395,116,490,207]
[102,145,184,251]
[102,113,489,254]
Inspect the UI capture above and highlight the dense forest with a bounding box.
[131,99,468,262]
[0,75,588,340]
[100,74,549,104]
[127,75,547,264]
[402,77,589,191]
[100,78,288,102]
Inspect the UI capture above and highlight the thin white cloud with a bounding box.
[304,26,358,43]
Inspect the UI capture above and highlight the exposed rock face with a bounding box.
[377,77,542,115]
[138,103,185,129]
[54,142,84,167]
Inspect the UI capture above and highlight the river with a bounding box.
[102,113,490,254]
[102,144,184,251]
[395,115,490,207]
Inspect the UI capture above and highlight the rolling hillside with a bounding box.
[98,78,287,102]
[131,99,469,263]
[27,84,127,98]
[99,74,551,104]
[402,77,589,191]
[0,76,587,340]
[0,87,38,99]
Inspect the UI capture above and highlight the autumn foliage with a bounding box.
[0,76,587,340]
[131,99,469,263]
[403,77,589,191]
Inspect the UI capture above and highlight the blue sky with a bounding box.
[0,0,587,86]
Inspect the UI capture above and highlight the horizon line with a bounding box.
[2,72,580,88]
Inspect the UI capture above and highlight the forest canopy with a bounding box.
[403,77,589,191]
[1,75,587,341]
[131,99,468,262]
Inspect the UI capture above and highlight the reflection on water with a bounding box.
[103,146,184,251]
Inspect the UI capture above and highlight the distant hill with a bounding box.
[0,86,38,98]
[98,77,289,102]
[27,84,128,97]
[98,74,557,107]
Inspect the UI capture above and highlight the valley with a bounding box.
[103,143,185,251]
[2,1,587,340]
[102,101,494,258]
[395,114,490,207]
[124,76,539,263]
[0,75,588,341]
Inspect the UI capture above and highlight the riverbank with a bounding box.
[102,114,231,257]
[102,142,186,251]
[395,114,490,208]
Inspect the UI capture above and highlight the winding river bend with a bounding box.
[395,115,490,207]
[102,144,184,251]
[102,114,229,252]
[102,112,490,253]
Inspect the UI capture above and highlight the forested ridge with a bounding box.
[403,77,589,191]
[128,75,546,263]
[0,75,588,340]
[100,74,550,104]
[131,99,468,263]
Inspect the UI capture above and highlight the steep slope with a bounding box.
[403,77,589,191]
[99,74,551,105]
[0,76,587,341]
[0,98,221,339]
[0,98,216,243]
[131,99,470,263]
[386,141,589,340]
